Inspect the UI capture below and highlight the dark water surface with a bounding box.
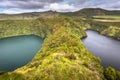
[0,35,43,71]
[82,30,120,70]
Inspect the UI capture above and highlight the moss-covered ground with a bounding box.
[0,15,120,80]
[0,15,106,80]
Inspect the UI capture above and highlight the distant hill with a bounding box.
[62,8,120,17]
[0,8,120,19]
[0,10,59,20]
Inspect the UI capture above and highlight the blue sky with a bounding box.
[0,0,120,14]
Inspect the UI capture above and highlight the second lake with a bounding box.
[82,30,120,70]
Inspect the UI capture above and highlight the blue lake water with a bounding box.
[82,30,120,70]
[0,35,43,71]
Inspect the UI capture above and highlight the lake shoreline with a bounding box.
[0,35,43,71]
[82,30,120,71]
[85,29,120,41]
[0,34,43,39]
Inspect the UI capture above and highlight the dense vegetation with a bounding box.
[0,8,120,80]
[0,20,33,38]
[70,16,120,40]
[0,15,106,80]
[104,67,120,80]
[63,8,120,40]
[86,19,120,40]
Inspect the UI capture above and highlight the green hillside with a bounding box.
[62,8,120,17]
[0,15,106,80]
[0,8,120,80]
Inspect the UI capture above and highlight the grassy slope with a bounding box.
[71,16,120,80]
[69,15,120,40]
[87,20,120,40]
[62,8,120,40]
[0,11,120,79]
[92,15,120,22]
[0,20,33,38]
[97,17,120,39]
[0,16,105,80]
[93,15,120,19]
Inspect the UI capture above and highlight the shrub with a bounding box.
[104,67,116,80]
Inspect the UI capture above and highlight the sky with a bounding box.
[0,0,120,14]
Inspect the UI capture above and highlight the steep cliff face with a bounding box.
[0,16,105,80]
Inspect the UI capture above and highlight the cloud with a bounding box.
[0,0,120,14]
[45,3,79,12]
[105,1,120,9]
[0,0,64,14]
[0,0,63,9]
[2,8,48,14]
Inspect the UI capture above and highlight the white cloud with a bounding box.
[45,3,79,12]
[0,1,15,8]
